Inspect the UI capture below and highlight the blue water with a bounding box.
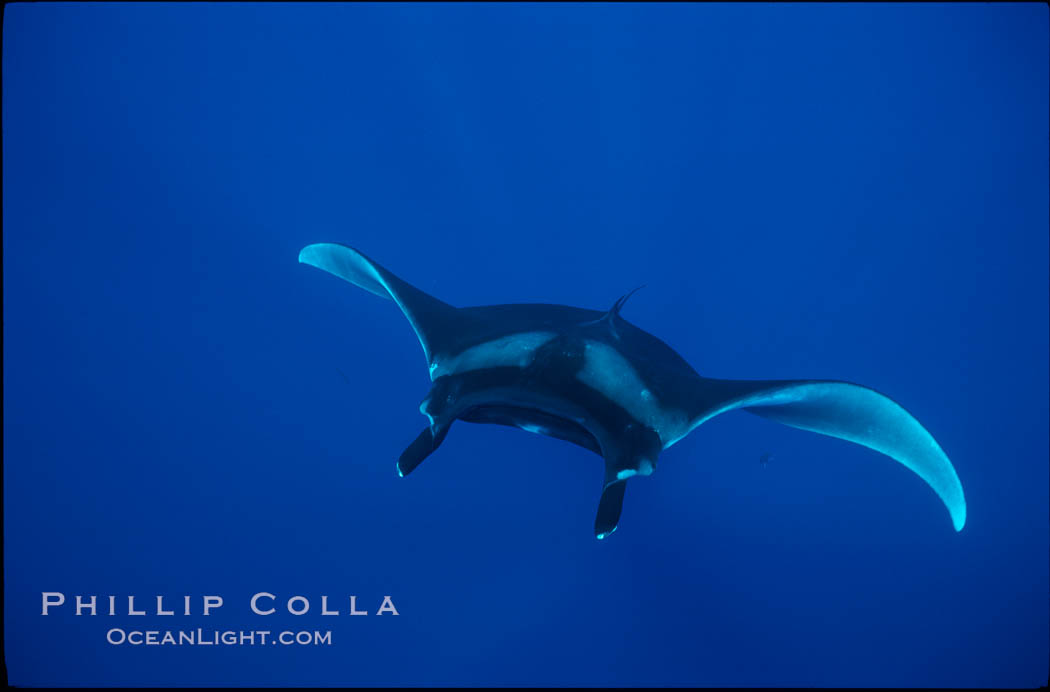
[4,3,1047,687]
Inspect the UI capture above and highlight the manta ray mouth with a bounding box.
[456,404,602,456]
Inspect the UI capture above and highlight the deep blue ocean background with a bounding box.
[4,3,1047,687]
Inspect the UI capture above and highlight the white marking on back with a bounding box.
[430,332,558,381]
[575,341,689,444]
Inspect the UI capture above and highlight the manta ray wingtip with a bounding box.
[298,243,326,264]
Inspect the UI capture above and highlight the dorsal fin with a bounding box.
[594,285,646,339]
[608,285,646,318]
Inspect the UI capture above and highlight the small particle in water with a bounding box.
[759,452,773,467]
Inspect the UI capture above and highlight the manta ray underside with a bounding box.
[299,243,966,539]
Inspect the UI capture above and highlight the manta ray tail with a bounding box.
[398,422,452,477]
[594,424,662,539]
[595,481,627,539]
[298,243,460,365]
[691,378,967,531]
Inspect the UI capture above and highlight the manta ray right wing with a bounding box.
[689,378,967,531]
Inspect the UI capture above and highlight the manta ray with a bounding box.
[299,243,966,539]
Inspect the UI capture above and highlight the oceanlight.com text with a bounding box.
[106,628,332,646]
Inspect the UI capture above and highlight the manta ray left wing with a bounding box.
[298,243,462,366]
[689,378,967,531]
